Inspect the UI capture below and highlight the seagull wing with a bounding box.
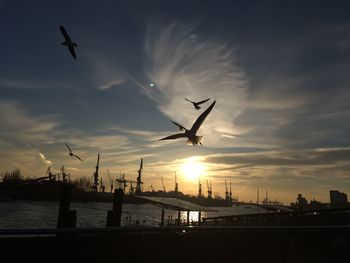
[68,46,77,59]
[171,121,187,131]
[64,143,72,153]
[190,100,216,134]
[196,98,211,105]
[60,25,71,42]
[73,154,84,163]
[159,133,186,141]
[185,98,195,104]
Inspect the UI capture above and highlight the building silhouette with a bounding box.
[330,190,348,208]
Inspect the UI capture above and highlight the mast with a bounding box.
[135,158,143,195]
[100,177,105,192]
[92,153,100,192]
[174,172,178,194]
[129,182,134,194]
[198,176,202,197]
[207,179,212,198]
[225,180,229,201]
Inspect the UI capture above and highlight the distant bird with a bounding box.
[64,143,84,162]
[185,98,211,110]
[59,25,77,59]
[159,100,216,146]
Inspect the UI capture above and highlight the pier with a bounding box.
[1,226,349,262]
[202,207,350,226]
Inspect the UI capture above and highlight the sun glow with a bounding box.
[181,157,205,181]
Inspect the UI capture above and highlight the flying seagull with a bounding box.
[59,25,77,59]
[64,143,84,162]
[159,100,216,145]
[185,98,211,110]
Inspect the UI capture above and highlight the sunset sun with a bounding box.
[181,157,205,181]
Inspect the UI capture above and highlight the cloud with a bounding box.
[0,101,59,145]
[86,52,128,90]
[38,153,52,165]
[142,22,249,147]
[0,100,139,176]
[0,78,27,89]
[205,147,350,168]
[109,125,171,142]
[194,147,350,203]
[0,77,80,91]
[97,77,127,90]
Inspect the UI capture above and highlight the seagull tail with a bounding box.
[195,136,203,145]
[186,136,202,145]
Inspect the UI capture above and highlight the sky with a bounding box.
[1,0,350,204]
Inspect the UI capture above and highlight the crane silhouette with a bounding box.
[185,98,211,110]
[60,25,77,59]
[64,143,84,162]
[159,100,216,145]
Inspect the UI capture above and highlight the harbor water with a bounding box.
[0,201,269,229]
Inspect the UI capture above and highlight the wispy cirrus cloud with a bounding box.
[97,78,127,90]
[142,22,249,147]
[0,101,60,145]
[232,22,350,150]
[0,77,80,91]
[109,125,172,142]
[86,53,128,90]
[205,147,350,168]
[0,78,27,89]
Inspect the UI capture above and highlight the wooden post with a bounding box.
[106,189,123,227]
[198,211,202,225]
[57,184,76,228]
[177,210,181,225]
[187,210,190,225]
[160,207,165,226]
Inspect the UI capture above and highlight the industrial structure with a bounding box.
[207,180,212,199]
[174,172,178,195]
[135,158,143,195]
[198,177,202,197]
[92,153,100,192]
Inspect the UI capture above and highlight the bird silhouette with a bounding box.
[59,25,77,59]
[185,98,211,110]
[64,143,84,162]
[159,100,216,145]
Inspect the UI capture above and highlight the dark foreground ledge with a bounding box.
[1,226,349,263]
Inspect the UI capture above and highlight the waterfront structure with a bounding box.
[330,190,348,208]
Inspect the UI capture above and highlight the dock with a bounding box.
[1,226,349,262]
